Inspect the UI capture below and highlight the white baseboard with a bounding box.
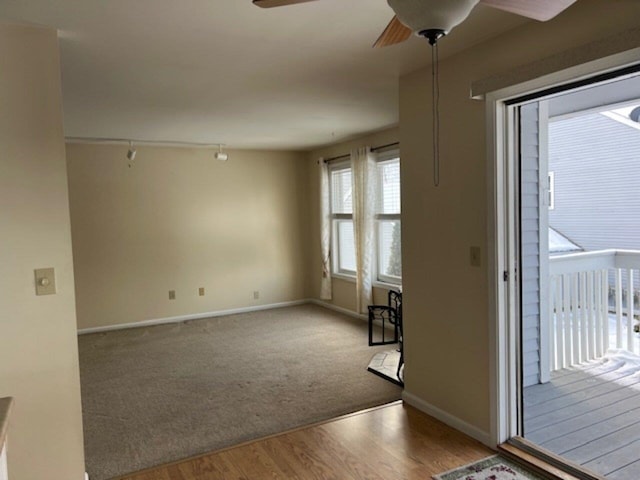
[402,390,492,447]
[308,298,367,321]
[77,299,310,335]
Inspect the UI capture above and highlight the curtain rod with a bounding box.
[322,142,399,163]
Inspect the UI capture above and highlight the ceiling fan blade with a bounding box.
[480,0,577,21]
[253,0,320,7]
[373,16,413,48]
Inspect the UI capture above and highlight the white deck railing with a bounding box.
[549,250,640,371]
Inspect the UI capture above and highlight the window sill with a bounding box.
[373,280,402,291]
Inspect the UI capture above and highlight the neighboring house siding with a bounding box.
[549,113,640,252]
[521,103,542,388]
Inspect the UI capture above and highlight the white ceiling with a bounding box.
[0,0,529,150]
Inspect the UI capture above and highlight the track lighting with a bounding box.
[214,144,228,162]
[630,106,640,123]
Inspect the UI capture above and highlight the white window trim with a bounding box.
[331,218,356,277]
[328,160,356,279]
[374,151,402,285]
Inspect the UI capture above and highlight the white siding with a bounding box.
[521,103,542,387]
[549,113,640,252]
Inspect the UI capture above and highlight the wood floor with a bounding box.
[117,401,493,480]
[524,356,640,480]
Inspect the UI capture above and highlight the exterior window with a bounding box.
[376,154,401,284]
[329,163,356,277]
[328,151,402,284]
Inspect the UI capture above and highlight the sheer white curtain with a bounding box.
[351,147,377,313]
[319,158,332,300]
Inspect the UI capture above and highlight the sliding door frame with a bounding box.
[487,48,640,449]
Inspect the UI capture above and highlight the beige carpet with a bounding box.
[79,304,402,480]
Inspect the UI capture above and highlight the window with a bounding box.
[376,153,401,284]
[329,162,356,276]
[328,150,402,284]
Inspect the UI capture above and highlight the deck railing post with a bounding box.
[595,271,604,358]
[571,273,580,364]
[615,268,623,349]
[587,270,595,361]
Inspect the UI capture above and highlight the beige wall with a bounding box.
[306,127,400,313]
[0,23,85,480]
[67,144,309,330]
[399,0,640,436]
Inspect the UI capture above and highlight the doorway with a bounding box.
[490,66,640,480]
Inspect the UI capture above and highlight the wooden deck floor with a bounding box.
[524,354,640,480]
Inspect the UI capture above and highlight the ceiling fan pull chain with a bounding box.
[432,41,440,187]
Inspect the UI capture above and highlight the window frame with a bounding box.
[328,160,356,279]
[374,150,402,285]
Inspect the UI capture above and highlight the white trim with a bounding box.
[487,93,515,448]
[402,391,492,447]
[308,298,367,321]
[85,473,89,480]
[538,101,551,384]
[487,48,640,448]
[77,299,309,335]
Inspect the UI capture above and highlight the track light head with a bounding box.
[630,106,640,123]
[215,144,228,161]
[127,141,137,161]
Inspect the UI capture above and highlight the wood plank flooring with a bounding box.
[117,402,493,480]
[524,356,640,480]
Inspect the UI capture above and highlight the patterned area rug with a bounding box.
[433,455,546,480]
[367,349,403,386]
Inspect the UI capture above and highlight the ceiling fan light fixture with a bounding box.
[420,28,446,45]
[387,0,480,36]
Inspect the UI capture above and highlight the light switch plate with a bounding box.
[34,268,56,295]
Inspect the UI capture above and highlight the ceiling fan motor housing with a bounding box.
[387,0,481,35]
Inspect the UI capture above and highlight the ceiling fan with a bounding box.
[252,0,577,47]
[253,0,577,187]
